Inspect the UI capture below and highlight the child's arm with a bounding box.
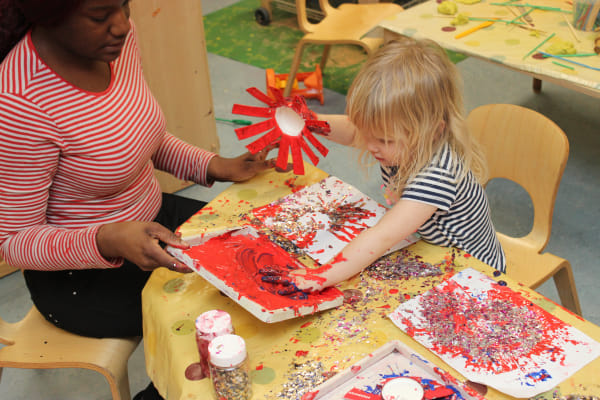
[290,199,437,291]
[315,114,357,146]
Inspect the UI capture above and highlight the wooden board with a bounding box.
[130,0,219,194]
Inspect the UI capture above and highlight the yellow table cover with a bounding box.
[142,165,600,399]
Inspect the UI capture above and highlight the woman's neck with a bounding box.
[31,27,111,93]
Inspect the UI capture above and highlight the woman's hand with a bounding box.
[96,221,191,272]
[207,148,275,183]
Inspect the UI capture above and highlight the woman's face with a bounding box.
[46,0,131,63]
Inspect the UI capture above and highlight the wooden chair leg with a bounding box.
[320,44,331,72]
[553,261,582,316]
[533,78,542,93]
[285,41,306,97]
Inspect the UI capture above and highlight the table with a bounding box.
[142,164,600,399]
[378,0,600,98]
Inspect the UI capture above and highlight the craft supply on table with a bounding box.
[195,310,234,378]
[455,20,496,39]
[167,226,345,323]
[389,268,600,398]
[208,334,251,400]
[572,0,600,31]
[381,377,424,400]
[249,176,419,265]
[302,340,484,400]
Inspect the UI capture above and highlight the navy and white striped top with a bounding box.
[381,143,506,272]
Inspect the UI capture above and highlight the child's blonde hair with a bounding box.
[346,37,487,194]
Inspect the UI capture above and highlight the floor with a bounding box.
[1,1,598,399]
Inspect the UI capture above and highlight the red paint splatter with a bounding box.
[182,231,343,313]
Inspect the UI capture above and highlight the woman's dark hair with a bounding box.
[1,0,83,61]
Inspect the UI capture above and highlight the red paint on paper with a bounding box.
[182,231,342,313]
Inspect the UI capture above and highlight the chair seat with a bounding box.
[500,235,582,315]
[0,305,141,400]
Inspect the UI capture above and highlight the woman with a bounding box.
[0,1,272,398]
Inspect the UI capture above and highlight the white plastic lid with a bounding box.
[196,310,233,336]
[208,334,247,368]
[381,377,424,400]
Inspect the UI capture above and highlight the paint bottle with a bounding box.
[195,310,234,378]
[381,377,424,400]
[208,334,252,400]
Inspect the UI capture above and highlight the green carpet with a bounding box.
[203,0,467,95]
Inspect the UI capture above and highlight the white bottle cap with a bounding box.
[196,310,233,336]
[381,377,424,400]
[208,334,247,368]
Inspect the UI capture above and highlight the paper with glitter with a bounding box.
[249,176,419,265]
[167,226,344,323]
[389,268,600,398]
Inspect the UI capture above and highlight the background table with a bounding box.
[379,0,600,98]
[142,164,600,399]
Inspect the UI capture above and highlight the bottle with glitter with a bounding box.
[195,310,234,378]
[208,334,251,400]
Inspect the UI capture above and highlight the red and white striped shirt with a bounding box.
[0,25,216,271]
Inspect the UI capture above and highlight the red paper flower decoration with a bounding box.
[231,87,331,175]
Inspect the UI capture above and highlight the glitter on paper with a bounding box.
[416,285,545,373]
[367,250,443,280]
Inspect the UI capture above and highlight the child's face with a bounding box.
[365,130,402,167]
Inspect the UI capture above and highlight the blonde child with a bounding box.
[264,37,506,292]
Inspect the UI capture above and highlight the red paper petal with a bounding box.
[235,118,275,140]
[246,128,282,154]
[290,137,305,175]
[277,135,291,170]
[246,87,278,107]
[303,128,329,157]
[299,137,319,166]
[232,104,274,118]
[268,86,286,104]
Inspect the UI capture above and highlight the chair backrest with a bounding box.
[295,0,324,33]
[467,103,569,254]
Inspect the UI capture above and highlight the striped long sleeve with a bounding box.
[0,24,215,271]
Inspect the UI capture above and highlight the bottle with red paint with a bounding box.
[195,309,234,378]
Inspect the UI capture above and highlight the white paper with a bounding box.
[389,268,600,398]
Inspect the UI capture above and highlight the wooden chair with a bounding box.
[283,0,403,97]
[0,304,141,400]
[467,103,582,315]
[0,257,18,279]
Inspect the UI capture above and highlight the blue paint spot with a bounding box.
[525,369,552,386]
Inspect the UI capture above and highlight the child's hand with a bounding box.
[259,266,325,294]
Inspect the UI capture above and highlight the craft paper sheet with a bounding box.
[250,176,419,265]
[389,268,600,398]
[167,227,344,323]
